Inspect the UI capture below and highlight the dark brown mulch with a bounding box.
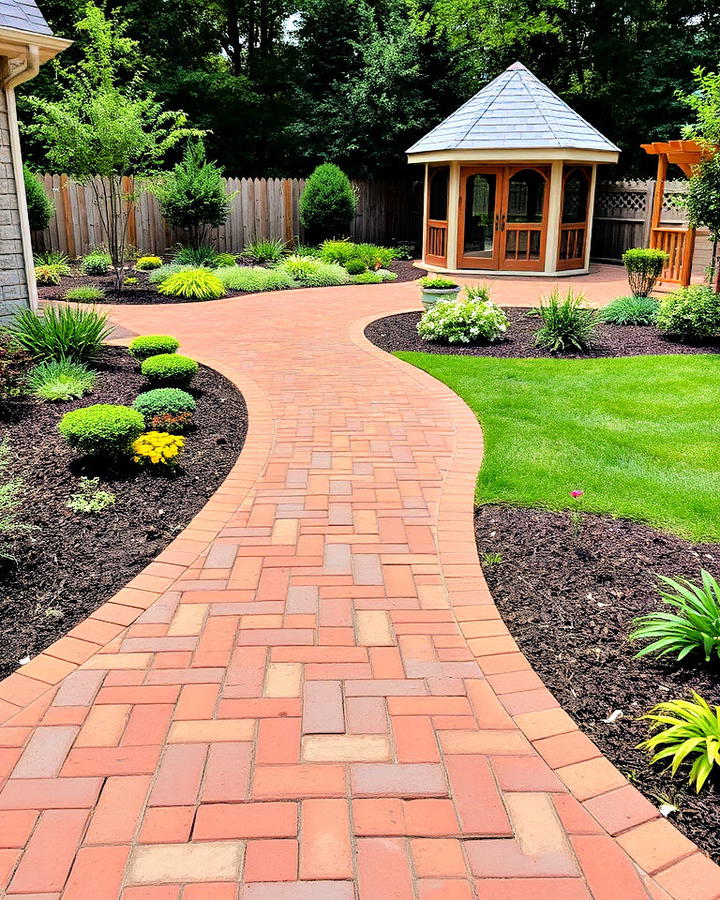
[0,346,247,679]
[475,504,720,861]
[365,308,720,358]
[38,259,424,306]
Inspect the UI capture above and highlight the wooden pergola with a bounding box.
[640,139,712,286]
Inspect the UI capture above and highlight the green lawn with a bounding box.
[396,352,720,541]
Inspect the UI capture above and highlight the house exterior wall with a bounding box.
[0,62,30,323]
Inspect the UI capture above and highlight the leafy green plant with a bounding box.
[291,244,322,258]
[377,269,398,282]
[243,238,286,264]
[81,251,112,275]
[299,163,357,242]
[135,255,162,270]
[124,277,138,285]
[215,266,294,292]
[129,335,180,360]
[420,276,459,289]
[417,298,509,345]
[319,240,356,265]
[354,243,396,269]
[686,156,720,292]
[622,248,669,297]
[638,692,720,791]
[0,440,28,559]
[34,265,63,286]
[345,257,367,275]
[23,4,199,288]
[133,387,195,432]
[172,245,218,267]
[630,570,720,663]
[151,139,231,248]
[297,262,350,288]
[157,268,225,300]
[214,253,237,268]
[279,255,321,280]
[23,165,54,231]
[7,305,112,362]
[600,295,659,326]
[350,271,383,284]
[34,251,70,274]
[534,289,597,353]
[148,263,190,285]
[141,353,198,387]
[59,404,145,456]
[26,357,96,402]
[465,284,492,302]
[64,286,105,303]
[657,285,720,340]
[67,476,116,513]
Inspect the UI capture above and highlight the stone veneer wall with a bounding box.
[0,72,29,323]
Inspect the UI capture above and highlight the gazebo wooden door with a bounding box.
[457,166,549,271]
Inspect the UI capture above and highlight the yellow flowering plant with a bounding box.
[132,431,185,466]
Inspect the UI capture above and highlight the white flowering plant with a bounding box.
[417,297,509,344]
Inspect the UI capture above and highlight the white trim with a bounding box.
[0,27,70,63]
[419,262,589,278]
[408,148,619,165]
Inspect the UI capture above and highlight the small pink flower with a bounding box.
[570,490,584,498]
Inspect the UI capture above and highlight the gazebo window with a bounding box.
[507,169,545,224]
[428,167,449,220]
[562,169,590,223]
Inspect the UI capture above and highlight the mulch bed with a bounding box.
[476,504,720,862]
[0,346,247,679]
[39,259,423,306]
[365,307,720,358]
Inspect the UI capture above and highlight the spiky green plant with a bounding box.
[26,357,96,401]
[7,305,112,362]
[600,295,659,326]
[630,570,720,663]
[157,268,225,301]
[243,238,286,264]
[33,251,70,274]
[638,692,720,791]
[533,289,597,353]
[171,245,219,268]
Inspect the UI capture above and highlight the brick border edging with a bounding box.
[350,309,720,900]
[0,355,276,728]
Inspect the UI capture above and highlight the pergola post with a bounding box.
[445,162,460,271]
[543,160,564,274]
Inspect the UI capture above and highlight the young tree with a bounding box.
[299,163,357,241]
[151,140,231,248]
[22,165,55,232]
[24,3,200,287]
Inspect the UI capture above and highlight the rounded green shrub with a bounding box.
[59,404,144,456]
[299,163,357,242]
[350,271,383,284]
[157,268,225,301]
[345,258,367,275]
[129,335,180,361]
[64,286,105,303]
[657,285,720,340]
[135,256,163,270]
[23,164,54,231]
[214,252,238,268]
[133,387,196,418]
[81,251,112,275]
[622,248,669,297]
[418,298,509,345]
[301,262,350,288]
[141,353,198,387]
[377,269,398,282]
[216,266,294,292]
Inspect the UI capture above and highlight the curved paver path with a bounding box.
[1,275,719,899]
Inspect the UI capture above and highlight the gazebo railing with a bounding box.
[558,223,586,269]
[426,219,448,264]
[651,226,693,285]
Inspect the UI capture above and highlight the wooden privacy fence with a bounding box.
[591,179,712,277]
[30,175,423,257]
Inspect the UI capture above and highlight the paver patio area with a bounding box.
[0,268,718,899]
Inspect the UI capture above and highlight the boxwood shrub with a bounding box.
[129,335,180,361]
[59,404,144,456]
[141,353,198,387]
[656,285,720,340]
[133,387,196,418]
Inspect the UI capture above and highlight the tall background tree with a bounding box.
[17,0,720,179]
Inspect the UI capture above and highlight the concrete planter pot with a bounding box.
[420,285,461,311]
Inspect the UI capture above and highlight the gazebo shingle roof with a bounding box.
[0,0,52,36]
[408,62,619,155]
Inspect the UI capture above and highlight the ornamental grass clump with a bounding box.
[129,335,180,361]
[171,245,219,268]
[135,256,162,270]
[148,264,190,285]
[26,358,96,402]
[7,305,112,362]
[534,289,596,353]
[622,248,669,297]
[157,268,225,301]
[132,431,185,466]
[34,264,63,286]
[64,286,105,303]
[600,295,659,326]
[141,353,198,387]
[638,692,720,791]
[34,251,70,275]
[59,404,145,457]
[243,238,286,264]
[657,285,720,341]
[215,266,294,292]
[417,298,509,345]
[630,570,720,663]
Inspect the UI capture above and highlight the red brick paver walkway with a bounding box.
[1,270,718,899]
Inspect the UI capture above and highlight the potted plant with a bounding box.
[419,276,461,311]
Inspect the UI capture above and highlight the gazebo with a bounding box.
[407,62,619,276]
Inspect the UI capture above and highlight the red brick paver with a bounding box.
[0,269,717,898]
